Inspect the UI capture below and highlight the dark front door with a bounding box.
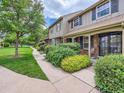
[99,32,122,56]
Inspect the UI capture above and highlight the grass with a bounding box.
[0,47,48,80]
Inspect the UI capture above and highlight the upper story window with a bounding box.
[97,1,110,18]
[50,28,55,34]
[70,16,82,29]
[92,0,119,21]
[51,29,53,34]
[56,22,61,32]
[74,17,80,27]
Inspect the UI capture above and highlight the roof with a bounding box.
[48,17,63,29]
[48,0,106,29]
[48,10,82,29]
[68,0,106,21]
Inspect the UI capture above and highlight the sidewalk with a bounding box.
[33,48,101,93]
[0,66,58,93]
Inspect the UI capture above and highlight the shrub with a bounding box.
[95,55,124,93]
[46,47,76,67]
[61,55,91,73]
[45,45,59,54]
[35,44,40,50]
[59,43,80,54]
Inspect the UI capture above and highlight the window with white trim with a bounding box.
[51,30,53,34]
[70,16,82,29]
[97,1,110,18]
[56,23,61,32]
[83,37,89,50]
[51,28,55,34]
[74,17,80,27]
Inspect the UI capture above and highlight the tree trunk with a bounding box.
[15,32,19,57]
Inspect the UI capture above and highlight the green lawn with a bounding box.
[0,47,48,80]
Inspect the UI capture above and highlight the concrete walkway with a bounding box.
[0,66,58,93]
[33,48,101,93]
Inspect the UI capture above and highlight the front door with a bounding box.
[99,32,122,56]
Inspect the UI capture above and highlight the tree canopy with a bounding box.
[0,0,45,56]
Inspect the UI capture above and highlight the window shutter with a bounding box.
[92,8,96,21]
[80,36,83,49]
[79,16,82,25]
[71,21,73,29]
[111,0,119,13]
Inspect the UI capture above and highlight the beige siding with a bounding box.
[68,0,124,35]
[49,0,124,40]
[49,21,63,39]
[48,12,80,39]
[82,11,92,26]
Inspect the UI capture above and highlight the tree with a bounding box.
[29,28,48,45]
[0,0,44,57]
[3,33,16,46]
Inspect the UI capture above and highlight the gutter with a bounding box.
[64,22,122,37]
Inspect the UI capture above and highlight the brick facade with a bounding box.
[80,49,88,55]
[91,34,99,58]
[80,34,99,57]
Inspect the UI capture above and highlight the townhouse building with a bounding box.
[48,0,124,58]
[48,11,81,45]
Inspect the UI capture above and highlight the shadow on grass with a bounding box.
[0,47,48,80]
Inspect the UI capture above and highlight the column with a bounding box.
[122,29,124,55]
[88,35,91,57]
[72,37,75,43]
[63,38,66,43]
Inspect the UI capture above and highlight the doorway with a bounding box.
[99,32,122,56]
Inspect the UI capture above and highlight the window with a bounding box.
[71,16,82,28]
[92,0,119,20]
[83,37,89,50]
[97,2,110,18]
[99,32,122,56]
[51,30,53,34]
[56,23,61,31]
[51,29,55,34]
[59,22,61,30]
[74,17,80,27]
[56,24,59,32]
[110,34,122,54]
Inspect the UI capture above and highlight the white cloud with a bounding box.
[43,0,99,19]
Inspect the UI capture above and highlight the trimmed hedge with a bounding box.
[61,55,91,73]
[95,55,124,93]
[59,43,80,54]
[46,47,76,67]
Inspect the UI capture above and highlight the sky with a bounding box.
[43,0,99,27]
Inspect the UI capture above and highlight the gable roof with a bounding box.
[48,0,107,29]
[48,17,63,29]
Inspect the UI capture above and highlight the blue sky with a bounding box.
[43,0,99,27]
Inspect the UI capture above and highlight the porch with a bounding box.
[64,29,124,58]
[48,37,63,45]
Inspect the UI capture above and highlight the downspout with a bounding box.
[121,22,124,55]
